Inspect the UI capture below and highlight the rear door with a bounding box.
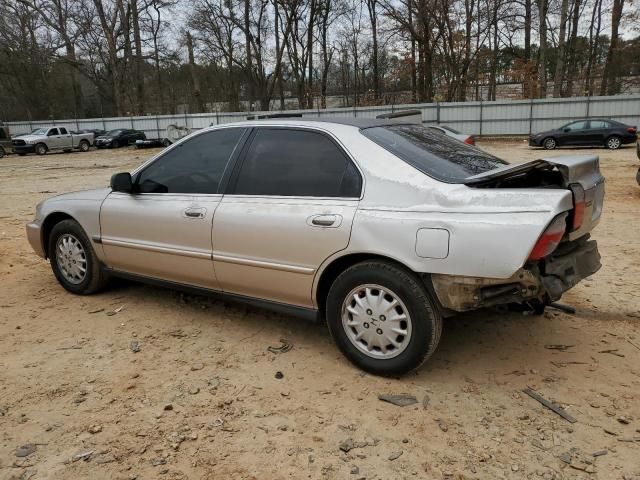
[213,127,362,308]
[100,127,247,289]
[587,120,609,144]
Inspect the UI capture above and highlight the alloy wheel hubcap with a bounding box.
[545,139,555,149]
[55,234,87,284]
[608,138,620,149]
[341,284,412,359]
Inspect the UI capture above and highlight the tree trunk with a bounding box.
[600,0,624,95]
[366,0,379,101]
[536,0,548,98]
[552,0,569,97]
[131,0,144,114]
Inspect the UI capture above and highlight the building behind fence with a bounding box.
[6,94,640,140]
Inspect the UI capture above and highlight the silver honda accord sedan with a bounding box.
[26,118,603,375]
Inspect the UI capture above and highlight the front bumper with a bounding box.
[528,137,543,147]
[95,140,112,148]
[26,221,46,258]
[13,144,36,154]
[432,238,601,311]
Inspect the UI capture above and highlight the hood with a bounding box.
[44,188,111,204]
[14,134,41,141]
[531,128,558,137]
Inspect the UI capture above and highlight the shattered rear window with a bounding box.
[361,124,507,183]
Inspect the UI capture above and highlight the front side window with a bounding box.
[362,124,506,183]
[136,128,245,194]
[59,127,68,134]
[48,128,59,136]
[233,129,361,197]
[564,121,587,131]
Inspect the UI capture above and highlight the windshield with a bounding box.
[106,129,123,136]
[31,128,48,135]
[361,124,507,183]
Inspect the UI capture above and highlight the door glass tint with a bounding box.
[233,129,361,197]
[136,128,245,194]
[59,127,68,134]
[49,128,59,136]
[589,120,609,129]
[565,121,587,131]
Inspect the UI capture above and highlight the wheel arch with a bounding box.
[41,211,77,258]
[313,252,440,317]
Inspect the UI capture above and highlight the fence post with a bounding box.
[215,109,219,125]
[130,115,134,129]
[479,100,483,136]
[585,95,591,118]
[529,98,534,135]
[102,117,106,132]
[155,115,161,139]
[436,102,440,124]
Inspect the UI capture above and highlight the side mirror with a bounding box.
[563,128,570,132]
[110,172,133,193]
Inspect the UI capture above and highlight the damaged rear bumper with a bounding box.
[432,238,601,312]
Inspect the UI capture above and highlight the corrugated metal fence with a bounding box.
[6,94,640,138]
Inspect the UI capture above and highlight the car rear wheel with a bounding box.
[326,261,442,376]
[48,219,108,295]
[35,143,47,155]
[543,137,557,150]
[79,140,90,152]
[606,135,621,150]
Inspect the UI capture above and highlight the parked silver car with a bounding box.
[26,119,604,375]
[12,127,93,155]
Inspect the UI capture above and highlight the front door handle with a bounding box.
[183,207,206,219]
[309,214,342,227]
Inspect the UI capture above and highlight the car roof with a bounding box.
[221,117,418,130]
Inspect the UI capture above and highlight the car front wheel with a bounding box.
[326,261,442,376]
[606,135,621,150]
[543,138,557,150]
[35,143,47,155]
[48,219,108,294]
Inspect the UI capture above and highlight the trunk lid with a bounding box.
[465,155,605,241]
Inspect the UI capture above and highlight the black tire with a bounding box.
[48,219,108,295]
[111,139,119,149]
[18,153,26,156]
[35,143,47,155]
[326,261,442,376]
[0,147,5,158]
[79,140,90,152]
[543,137,557,150]
[162,138,172,147]
[605,135,621,150]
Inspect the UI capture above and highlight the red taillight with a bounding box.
[627,127,637,134]
[464,136,475,145]
[569,184,585,231]
[529,213,567,261]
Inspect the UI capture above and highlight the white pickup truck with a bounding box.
[12,127,93,156]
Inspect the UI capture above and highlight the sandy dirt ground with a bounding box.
[1,140,639,480]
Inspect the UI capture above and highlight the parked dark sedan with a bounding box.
[95,129,146,149]
[529,119,637,150]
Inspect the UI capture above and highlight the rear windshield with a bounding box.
[361,124,507,183]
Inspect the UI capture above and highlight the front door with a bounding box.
[213,127,363,308]
[47,128,62,150]
[100,127,248,289]
[561,120,589,146]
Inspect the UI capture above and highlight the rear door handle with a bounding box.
[309,214,342,227]
[183,207,206,219]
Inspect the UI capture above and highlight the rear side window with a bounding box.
[589,120,609,129]
[136,128,245,194]
[361,124,506,183]
[232,129,361,197]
